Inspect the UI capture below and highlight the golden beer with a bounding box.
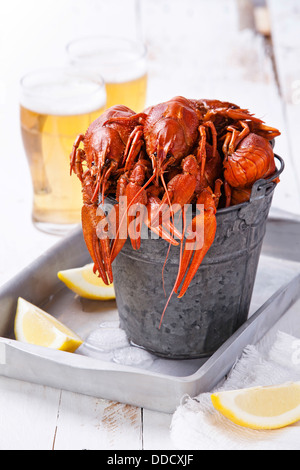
[20,68,106,233]
[20,105,105,227]
[105,73,147,111]
[67,36,148,112]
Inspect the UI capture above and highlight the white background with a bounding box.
[0,0,300,450]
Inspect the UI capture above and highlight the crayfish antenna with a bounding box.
[159,211,186,329]
[102,112,147,129]
[122,125,144,169]
[159,172,176,295]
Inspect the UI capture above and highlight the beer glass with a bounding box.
[20,67,106,234]
[66,36,147,112]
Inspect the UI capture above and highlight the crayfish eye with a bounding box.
[153,152,157,157]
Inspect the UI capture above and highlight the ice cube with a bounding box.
[113,346,154,368]
[77,343,114,362]
[85,326,129,352]
[98,320,120,329]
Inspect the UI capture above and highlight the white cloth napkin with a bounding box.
[170,331,300,450]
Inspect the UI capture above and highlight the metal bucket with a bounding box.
[111,155,284,359]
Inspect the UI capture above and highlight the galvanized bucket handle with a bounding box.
[250,154,285,202]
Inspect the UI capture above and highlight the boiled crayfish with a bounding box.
[70,96,280,301]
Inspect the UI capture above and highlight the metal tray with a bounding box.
[0,221,300,413]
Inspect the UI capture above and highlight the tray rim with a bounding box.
[1,226,300,412]
[0,225,298,382]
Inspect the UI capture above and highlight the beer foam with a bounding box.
[70,60,146,84]
[20,78,106,116]
[67,37,147,83]
[102,64,146,84]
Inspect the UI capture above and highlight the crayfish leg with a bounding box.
[224,180,232,207]
[123,125,144,170]
[81,203,113,285]
[197,125,208,180]
[173,243,194,294]
[70,134,85,175]
[109,203,128,264]
[126,187,147,251]
[70,146,86,183]
[204,106,263,124]
[175,187,218,298]
[177,210,217,298]
[223,121,250,155]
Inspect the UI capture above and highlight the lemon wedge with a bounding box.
[57,263,115,300]
[14,298,83,352]
[211,381,300,430]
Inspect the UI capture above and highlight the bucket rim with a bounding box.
[102,154,284,214]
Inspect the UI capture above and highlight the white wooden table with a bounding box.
[0,0,300,450]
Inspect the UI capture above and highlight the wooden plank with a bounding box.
[53,392,142,450]
[0,376,59,450]
[140,0,239,105]
[268,0,300,213]
[236,0,256,31]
